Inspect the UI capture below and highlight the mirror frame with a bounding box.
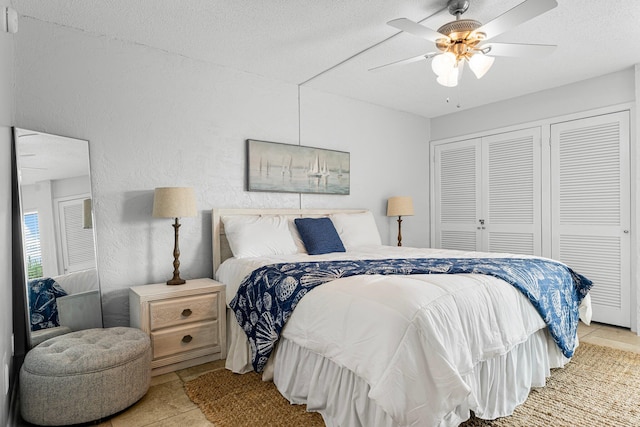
[12,127,103,347]
[11,132,29,360]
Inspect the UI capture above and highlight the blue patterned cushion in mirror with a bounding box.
[294,217,346,255]
[28,277,68,331]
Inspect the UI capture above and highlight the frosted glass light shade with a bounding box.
[387,196,414,217]
[152,187,197,218]
[436,65,459,87]
[431,52,456,76]
[469,54,495,79]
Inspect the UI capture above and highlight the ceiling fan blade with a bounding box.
[481,42,556,58]
[369,52,438,72]
[387,18,445,43]
[476,0,558,40]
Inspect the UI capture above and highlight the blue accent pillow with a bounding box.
[294,217,346,255]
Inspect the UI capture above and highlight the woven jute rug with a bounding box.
[185,342,640,426]
[184,368,324,426]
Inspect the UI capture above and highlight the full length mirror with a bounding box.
[14,128,102,347]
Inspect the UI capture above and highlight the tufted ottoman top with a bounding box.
[23,327,151,376]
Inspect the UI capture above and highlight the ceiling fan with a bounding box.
[371,0,558,87]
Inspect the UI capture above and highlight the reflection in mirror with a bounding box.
[14,128,103,347]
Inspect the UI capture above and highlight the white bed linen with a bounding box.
[275,328,565,427]
[218,246,589,426]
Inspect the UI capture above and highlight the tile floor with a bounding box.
[16,322,640,427]
[577,321,640,353]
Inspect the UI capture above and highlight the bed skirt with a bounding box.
[273,328,570,427]
[226,309,571,426]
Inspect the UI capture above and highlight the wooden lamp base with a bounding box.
[167,218,186,285]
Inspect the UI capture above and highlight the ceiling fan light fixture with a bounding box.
[431,52,457,76]
[468,53,495,79]
[378,0,559,88]
[436,65,459,87]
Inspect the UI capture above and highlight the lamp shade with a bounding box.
[436,67,459,87]
[82,198,93,229]
[387,196,414,217]
[152,187,197,218]
[431,52,456,76]
[468,54,495,79]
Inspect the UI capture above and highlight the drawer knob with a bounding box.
[181,308,192,317]
[182,334,193,343]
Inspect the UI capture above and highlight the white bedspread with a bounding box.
[218,246,590,426]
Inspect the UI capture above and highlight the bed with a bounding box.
[212,208,592,427]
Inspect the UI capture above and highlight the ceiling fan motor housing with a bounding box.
[436,19,485,53]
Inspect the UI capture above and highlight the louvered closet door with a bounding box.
[433,139,482,251]
[482,128,541,255]
[57,197,97,274]
[551,111,630,327]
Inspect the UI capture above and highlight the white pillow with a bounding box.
[330,211,382,250]
[287,219,307,254]
[222,215,298,258]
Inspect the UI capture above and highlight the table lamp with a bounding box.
[387,196,414,246]
[152,187,197,285]
[82,198,93,229]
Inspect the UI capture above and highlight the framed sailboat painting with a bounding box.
[246,139,350,195]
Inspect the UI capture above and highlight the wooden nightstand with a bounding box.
[129,278,226,376]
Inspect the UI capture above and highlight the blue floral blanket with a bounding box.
[229,257,593,372]
[28,277,68,331]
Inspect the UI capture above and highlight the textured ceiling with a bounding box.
[12,0,640,118]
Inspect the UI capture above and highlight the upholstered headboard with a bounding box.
[211,208,368,273]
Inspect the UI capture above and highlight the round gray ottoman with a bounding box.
[20,327,152,426]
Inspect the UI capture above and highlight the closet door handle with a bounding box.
[182,335,193,343]
[181,309,192,317]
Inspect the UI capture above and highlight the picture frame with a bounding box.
[246,139,350,195]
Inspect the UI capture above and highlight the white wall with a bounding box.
[14,18,430,327]
[0,0,14,423]
[298,87,429,247]
[635,64,640,334]
[431,68,635,141]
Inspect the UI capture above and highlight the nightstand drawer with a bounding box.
[151,320,218,359]
[149,294,218,331]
